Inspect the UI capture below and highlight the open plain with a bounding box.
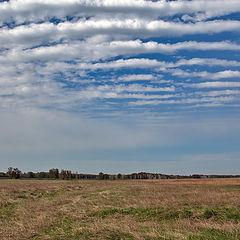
[0,178,240,240]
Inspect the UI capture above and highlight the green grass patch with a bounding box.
[72,229,136,240]
[224,185,240,189]
[0,201,18,220]
[97,230,136,240]
[93,207,191,221]
[35,216,137,240]
[93,206,240,222]
[198,207,240,221]
[187,228,240,240]
[36,216,76,240]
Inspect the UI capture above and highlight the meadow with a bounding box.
[0,178,240,240]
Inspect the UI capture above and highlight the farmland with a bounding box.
[0,178,240,240]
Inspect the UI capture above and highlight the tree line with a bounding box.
[0,167,97,180]
[0,167,112,180]
[1,167,240,180]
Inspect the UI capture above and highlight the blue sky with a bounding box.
[0,0,240,174]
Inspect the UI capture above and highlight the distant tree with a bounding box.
[59,169,72,180]
[117,173,122,179]
[103,174,109,180]
[98,172,104,180]
[26,171,35,178]
[59,169,66,180]
[72,172,78,179]
[49,168,59,179]
[7,167,22,179]
[36,172,49,178]
[0,172,8,178]
[65,170,72,180]
[73,173,80,179]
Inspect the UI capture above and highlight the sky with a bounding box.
[0,0,240,174]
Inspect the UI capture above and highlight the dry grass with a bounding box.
[0,178,240,239]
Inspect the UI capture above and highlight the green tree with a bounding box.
[117,173,122,179]
[7,167,22,179]
[37,172,49,178]
[98,172,104,180]
[26,171,35,178]
[49,168,59,179]
[59,169,72,180]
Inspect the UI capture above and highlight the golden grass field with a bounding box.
[0,178,240,240]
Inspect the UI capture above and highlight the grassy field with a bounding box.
[0,178,240,240]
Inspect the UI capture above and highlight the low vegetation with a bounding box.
[0,178,240,239]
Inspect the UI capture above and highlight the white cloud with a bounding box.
[82,84,175,99]
[175,58,240,68]
[0,1,239,118]
[80,57,240,71]
[117,74,157,82]
[171,69,240,80]
[1,19,240,49]
[129,95,237,106]
[1,0,240,24]
[1,40,240,64]
[192,82,240,88]
[196,90,240,97]
[210,70,240,80]
[81,58,164,69]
